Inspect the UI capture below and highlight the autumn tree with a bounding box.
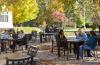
[0,0,39,25]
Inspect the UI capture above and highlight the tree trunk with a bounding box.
[99,25,100,33]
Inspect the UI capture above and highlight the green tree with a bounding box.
[75,0,94,27]
[0,4,2,12]
[0,0,39,25]
[36,0,46,25]
[58,0,96,28]
[92,0,100,30]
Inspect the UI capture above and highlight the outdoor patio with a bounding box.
[0,0,100,65]
[0,41,100,65]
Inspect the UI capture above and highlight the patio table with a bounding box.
[67,39,81,60]
[40,33,56,43]
[5,51,34,65]
[0,38,16,52]
[51,36,80,59]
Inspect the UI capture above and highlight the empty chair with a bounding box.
[6,56,36,65]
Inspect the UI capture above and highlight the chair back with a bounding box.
[6,56,35,65]
[27,46,38,57]
[54,34,68,48]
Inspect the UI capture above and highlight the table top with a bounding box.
[67,39,80,43]
[0,38,15,41]
[5,51,30,60]
[67,38,80,42]
[41,33,56,35]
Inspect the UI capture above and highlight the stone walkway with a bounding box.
[0,41,100,65]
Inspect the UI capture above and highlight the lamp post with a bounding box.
[81,0,87,28]
[83,5,86,28]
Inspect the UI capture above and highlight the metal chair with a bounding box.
[51,35,69,60]
[6,56,36,65]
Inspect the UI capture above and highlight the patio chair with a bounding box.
[39,32,47,43]
[31,31,37,42]
[16,35,28,50]
[51,34,69,60]
[6,46,38,65]
[6,56,37,65]
[27,46,39,57]
[83,41,98,59]
[93,45,100,59]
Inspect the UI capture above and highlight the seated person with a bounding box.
[76,28,88,46]
[56,29,68,57]
[0,30,10,52]
[31,31,37,41]
[45,26,50,33]
[1,30,10,39]
[76,28,88,42]
[74,28,88,54]
[17,30,26,45]
[10,30,18,52]
[79,31,97,58]
[18,30,25,39]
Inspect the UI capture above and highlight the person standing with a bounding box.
[56,29,68,57]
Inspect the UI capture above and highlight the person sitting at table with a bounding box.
[10,30,18,52]
[31,31,37,41]
[17,30,25,46]
[74,28,88,55]
[79,31,97,58]
[56,29,68,57]
[1,30,10,39]
[1,30,10,52]
[76,28,88,45]
[45,26,50,33]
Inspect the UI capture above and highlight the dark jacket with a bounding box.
[86,35,97,50]
[55,34,67,47]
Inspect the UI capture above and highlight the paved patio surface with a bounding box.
[0,41,100,65]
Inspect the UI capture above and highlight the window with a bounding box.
[0,15,8,22]
[0,12,9,22]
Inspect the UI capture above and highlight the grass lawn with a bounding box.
[0,27,97,35]
[0,27,99,37]
[14,27,42,34]
[64,27,99,36]
[64,27,98,31]
[14,27,98,35]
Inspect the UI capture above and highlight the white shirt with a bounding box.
[18,33,25,39]
[1,33,10,39]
